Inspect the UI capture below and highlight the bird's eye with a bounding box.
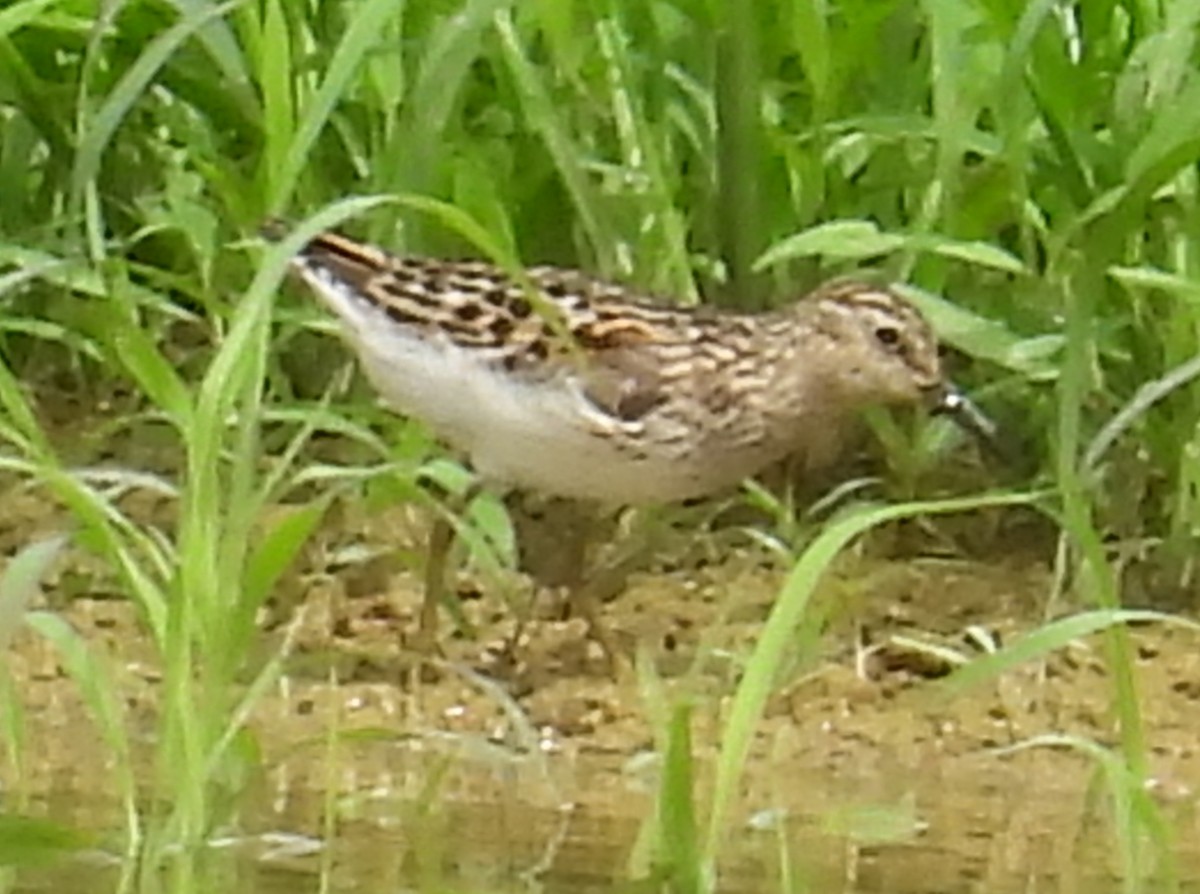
[874,326,902,348]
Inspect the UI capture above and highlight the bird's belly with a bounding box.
[352,330,740,504]
[469,431,722,504]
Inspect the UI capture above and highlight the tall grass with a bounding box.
[2,0,1200,890]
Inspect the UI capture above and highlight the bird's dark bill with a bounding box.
[934,387,1002,454]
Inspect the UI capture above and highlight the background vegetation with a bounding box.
[1,0,1199,891]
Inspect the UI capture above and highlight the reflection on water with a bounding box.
[9,736,1193,894]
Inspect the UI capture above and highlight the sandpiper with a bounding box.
[270,224,992,657]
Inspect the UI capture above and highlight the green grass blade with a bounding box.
[0,536,67,652]
[659,701,703,894]
[702,491,1037,868]
[0,0,60,39]
[495,9,617,273]
[0,814,94,868]
[70,1,239,230]
[941,609,1200,693]
[270,0,406,212]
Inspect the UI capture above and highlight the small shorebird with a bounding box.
[270,223,993,657]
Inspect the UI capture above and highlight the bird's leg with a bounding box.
[413,513,453,655]
[411,480,483,656]
[570,590,621,674]
[563,507,641,675]
[572,504,698,674]
[509,496,625,673]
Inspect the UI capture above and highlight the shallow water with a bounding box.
[9,759,1195,894]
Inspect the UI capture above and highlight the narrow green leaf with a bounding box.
[25,611,134,791]
[941,609,1200,694]
[71,1,239,214]
[0,0,59,40]
[258,0,294,206]
[1108,265,1200,300]
[106,321,194,428]
[0,536,67,652]
[898,285,1061,378]
[495,9,616,273]
[926,239,1027,274]
[0,814,94,867]
[240,500,329,615]
[755,220,905,268]
[272,0,404,211]
[659,701,702,894]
